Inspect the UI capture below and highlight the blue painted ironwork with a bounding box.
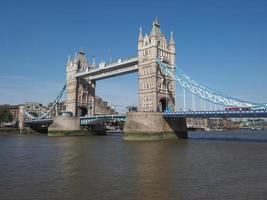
[163,110,267,119]
[156,59,267,110]
[24,84,66,120]
[80,115,126,125]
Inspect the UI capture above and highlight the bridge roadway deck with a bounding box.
[24,119,54,126]
[163,110,267,118]
[81,110,267,126]
[76,57,138,81]
[23,110,267,127]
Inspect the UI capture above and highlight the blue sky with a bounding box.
[0,0,266,111]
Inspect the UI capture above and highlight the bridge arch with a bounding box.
[159,97,168,112]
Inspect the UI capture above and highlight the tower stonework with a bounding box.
[66,50,96,117]
[138,19,176,112]
[124,19,187,140]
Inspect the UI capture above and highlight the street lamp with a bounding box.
[108,49,112,64]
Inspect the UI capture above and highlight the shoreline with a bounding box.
[0,128,20,135]
[0,128,265,137]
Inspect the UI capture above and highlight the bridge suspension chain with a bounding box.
[156,59,267,110]
[24,84,66,120]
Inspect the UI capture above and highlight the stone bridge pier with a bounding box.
[123,112,187,140]
[18,105,24,134]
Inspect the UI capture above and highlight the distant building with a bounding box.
[48,101,66,117]
[207,118,234,130]
[24,102,48,118]
[24,102,46,111]
[0,104,20,121]
[186,118,208,130]
[9,105,19,121]
[186,118,235,130]
[94,96,117,116]
[240,119,266,128]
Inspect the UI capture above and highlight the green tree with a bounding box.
[0,108,13,123]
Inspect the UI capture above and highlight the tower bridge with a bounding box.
[66,18,176,116]
[19,18,267,139]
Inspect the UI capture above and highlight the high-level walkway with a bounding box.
[76,57,138,81]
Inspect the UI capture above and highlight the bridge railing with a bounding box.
[104,56,138,68]
[163,109,267,118]
[80,114,126,125]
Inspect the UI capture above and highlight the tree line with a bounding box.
[0,108,13,124]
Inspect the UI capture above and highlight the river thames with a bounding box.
[0,131,266,200]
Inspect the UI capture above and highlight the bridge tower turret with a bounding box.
[138,18,176,112]
[168,31,176,66]
[66,49,96,116]
[66,54,78,116]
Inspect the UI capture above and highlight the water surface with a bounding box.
[0,131,266,200]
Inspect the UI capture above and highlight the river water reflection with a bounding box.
[0,131,266,200]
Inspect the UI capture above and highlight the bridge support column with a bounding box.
[18,105,24,134]
[48,116,86,136]
[123,112,187,140]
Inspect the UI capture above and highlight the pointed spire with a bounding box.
[154,17,160,27]
[79,48,85,55]
[150,25,156,36]
[73,52,78,63]
[67,55,71,64]
[138,27,143,41]
[169,31,175,45]
[150,17,161,36]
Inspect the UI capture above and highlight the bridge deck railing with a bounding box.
[163,110,267,118]
[80,114,126,125]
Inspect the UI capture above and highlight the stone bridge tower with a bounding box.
[138,19,176,112]
[66,49,96,117]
